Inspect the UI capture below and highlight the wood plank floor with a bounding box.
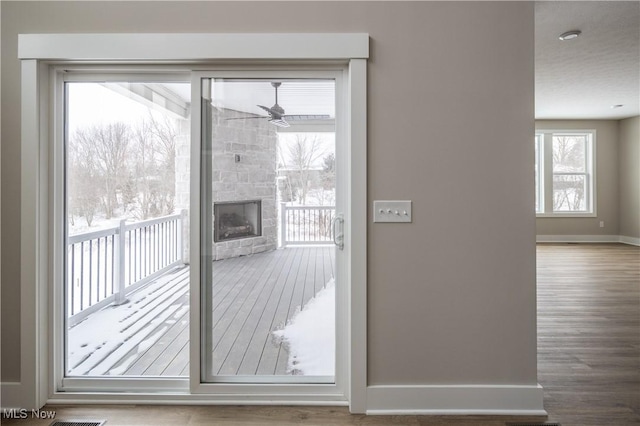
[7,243,638,425]
[537,243,639,426]
[103,246,334,377]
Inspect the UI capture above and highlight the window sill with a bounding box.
[536,213,597,218]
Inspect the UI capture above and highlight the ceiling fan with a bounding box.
[226,82,330,128]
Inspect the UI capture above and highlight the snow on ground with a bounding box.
[273,278,335,376]
[67,267,189,376]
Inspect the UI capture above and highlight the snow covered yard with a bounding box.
[273,278,335,376]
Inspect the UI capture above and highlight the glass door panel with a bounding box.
[200,78,337,382]
[64,81,191,377]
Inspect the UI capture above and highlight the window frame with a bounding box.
[534,133,543,214]
[535,129,597,218]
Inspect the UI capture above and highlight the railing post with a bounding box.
[114,219,128,305]
[180,209,189,264]
[280,202,287,248]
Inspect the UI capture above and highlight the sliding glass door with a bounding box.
[199,77,339,383]
[58,68,347,395]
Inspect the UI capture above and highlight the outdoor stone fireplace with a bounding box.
[210,107,278,260]
[174,103,279,261]
[214,200,262,243]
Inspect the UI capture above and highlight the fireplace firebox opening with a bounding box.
[214,200,262,243]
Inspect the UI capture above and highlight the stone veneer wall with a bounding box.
[175,108,278,261]
[210,108,278,260]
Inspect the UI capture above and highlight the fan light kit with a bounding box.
[559,30,581,41]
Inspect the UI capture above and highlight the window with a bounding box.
[535,130,595,216]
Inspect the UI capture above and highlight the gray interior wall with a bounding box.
[1,1,536,387]
[535,120,619,236]
[619,116,640,239]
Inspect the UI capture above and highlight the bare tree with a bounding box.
[74,123,130,219]
[67,115,179,227]
[131,120,160,219]
[148,115,178,214]
[129,116,179,219]
[286,134,326,205]
[68,136,102,227]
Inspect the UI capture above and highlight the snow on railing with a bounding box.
[280,203,335,246]
[67,210,187,325]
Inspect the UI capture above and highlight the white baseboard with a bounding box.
[536,234,640,246]
[366,384,546,416]
[1,382,23,410]
[536,234,619,243]
[619,235,640,246]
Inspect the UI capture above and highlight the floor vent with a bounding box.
[49,421,106,426]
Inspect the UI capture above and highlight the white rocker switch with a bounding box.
[373,200,412,223]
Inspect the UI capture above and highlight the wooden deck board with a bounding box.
[122,295,189,375]
[215,250,290,375]
[100,247,334,377]
[275,247,312,374]
[254,247,305,375]
[235,247,297,375]
[209,249,281,375]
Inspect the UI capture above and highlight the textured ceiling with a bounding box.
[536,1,640,120]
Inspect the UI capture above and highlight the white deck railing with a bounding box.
[280,203,335,246]
[67,210,187,325]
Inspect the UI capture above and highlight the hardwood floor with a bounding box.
[537,243,639,426]
[4,243,638,425]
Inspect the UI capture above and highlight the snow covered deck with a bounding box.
[67,246,335,377]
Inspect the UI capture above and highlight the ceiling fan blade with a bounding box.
[283,114,331,121]
[225,116,268,121]
[269,118,290,128]
[257,104,271,113]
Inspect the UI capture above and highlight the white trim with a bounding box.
[366,385,546,416]
[536,213,598,218]
[619,235,640,246]
[536,235,640,246]
[188,73,203,395]
[189,69,349,401]
[52,71,193,394]
[46,395,349,406]
[536,129,597,217]
[347,59,368,414]
[18,33,369,61]
[60,378,188,393]
[536,234,621,243]
[51,382,347,404]
[51,67,66,396]
[20,60,50,411]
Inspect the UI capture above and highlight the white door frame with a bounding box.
[16,33,368,412]
[52,70,192,395]
[191,69,346,397]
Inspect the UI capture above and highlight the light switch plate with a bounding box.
[373,200,412,223]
